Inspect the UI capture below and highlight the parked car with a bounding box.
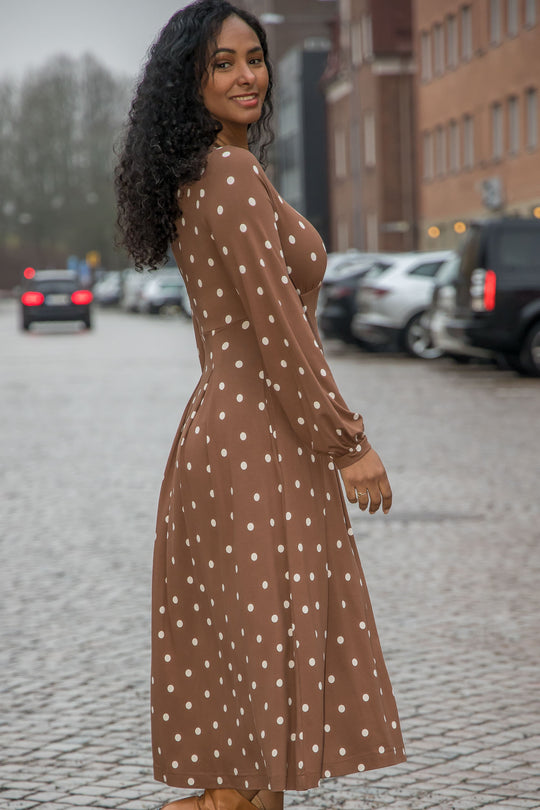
[351,251,454,358]
[323,250,376,283]
[444,218,540,375]
[138,270,191,316]
[427,253,493,363]
[20,270,93,330]
[121,268,153,311]
[318,258,388,344]
[93,271,123,307]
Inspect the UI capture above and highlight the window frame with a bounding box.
[508,95,520,154]
[461,5,473,60]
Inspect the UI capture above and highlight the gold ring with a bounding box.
[357,490,367,497]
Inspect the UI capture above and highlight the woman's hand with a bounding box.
[339,449,392,514]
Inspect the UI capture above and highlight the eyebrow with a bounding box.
[211,46,263,57]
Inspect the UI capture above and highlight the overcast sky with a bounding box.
[0,0,191,81]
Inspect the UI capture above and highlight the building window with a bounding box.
[447,15,458,68]
[526,88,538,148]
[461,6,473,60]
[525,0,537,26]
[366,212,378,251]
[351,21,363,66]
[423,132,434,180]
[508,96,520,154]
[449,120,460,171]
[507,0,519,35]
[337,220,350,251]
[490,0,502,43]
[492,102,503,159]
[435,126,447,175]
[421,31,432,81]
[364,111,376,167]
[334,130,348,179]
[362,14,373,60]
[434,24,445,75]
[464,114,475,167]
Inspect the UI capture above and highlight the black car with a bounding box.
[20,270,93,330]
[317,260,378,344]
[447,218,540,375]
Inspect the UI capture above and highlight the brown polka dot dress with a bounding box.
[151,145,406,791]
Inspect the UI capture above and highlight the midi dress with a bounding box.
[151,145,406,792]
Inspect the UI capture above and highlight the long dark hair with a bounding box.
[115,0,274,270]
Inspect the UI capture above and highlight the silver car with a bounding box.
[427,253,493,362]
[351,250,454,358]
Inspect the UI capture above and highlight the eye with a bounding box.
[250,57,264,65]
[215,60,232,70]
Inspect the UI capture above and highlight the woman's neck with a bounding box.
[215,123,249,150]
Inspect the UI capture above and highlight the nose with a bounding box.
[237,62,256,85]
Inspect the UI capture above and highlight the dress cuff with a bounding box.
[333,438,372,470]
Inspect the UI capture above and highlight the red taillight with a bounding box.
[21,291,44,306]
[363,286,390,297]
[470,268,496,312]
[24,267,36,280]
[328,286,354,300]
[484,270,496,311]
[71,289,93,305]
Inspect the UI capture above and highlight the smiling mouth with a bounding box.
[231,93,259,102]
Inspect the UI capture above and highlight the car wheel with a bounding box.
[519,321,540,376]
[403,312,444,359]
[21,319,31,331]
[83,316,92,330]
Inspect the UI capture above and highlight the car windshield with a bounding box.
[31,279,77,293]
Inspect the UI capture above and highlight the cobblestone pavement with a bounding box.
[1,300,539,810]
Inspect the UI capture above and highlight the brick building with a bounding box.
[322,0,416,252]
[415,0,540,249]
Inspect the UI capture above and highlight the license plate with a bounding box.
[46,294,69,305]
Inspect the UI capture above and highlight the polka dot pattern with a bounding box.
[151,146,405,792]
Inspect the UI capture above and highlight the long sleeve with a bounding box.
[203,148,371,470]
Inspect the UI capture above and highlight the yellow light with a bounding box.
[428,226,440,239]
[533,206,540,219]
[454,221,467,234]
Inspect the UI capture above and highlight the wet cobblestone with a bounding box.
[1,301,539,809]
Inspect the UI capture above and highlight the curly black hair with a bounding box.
[114,0,274,270]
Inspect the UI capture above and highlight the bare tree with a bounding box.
[0,55,131,290]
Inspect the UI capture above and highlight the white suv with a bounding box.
[351,251,455,358]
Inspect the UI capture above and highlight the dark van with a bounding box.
[448,218,540,375]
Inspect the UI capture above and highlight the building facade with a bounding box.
[323,0,416,252]
[415,0,540,249]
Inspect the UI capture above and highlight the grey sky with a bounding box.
[0,0,191,81]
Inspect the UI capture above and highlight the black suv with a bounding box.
[20,270,93,330]
[447,218,540,375]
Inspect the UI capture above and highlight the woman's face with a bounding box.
[202,15,269,146]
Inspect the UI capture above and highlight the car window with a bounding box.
[494,228,540,267]
[31,280,77,293]
[436,255,460,284]
[408,261,444,277]
[363,261,393,280]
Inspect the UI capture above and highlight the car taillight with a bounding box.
[71,289,93,305]
[21,291,44,306]
[328,286,354,300]
[470,269,496,312]
[362,286,390,297]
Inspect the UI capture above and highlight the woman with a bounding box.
[115,2,406,809]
